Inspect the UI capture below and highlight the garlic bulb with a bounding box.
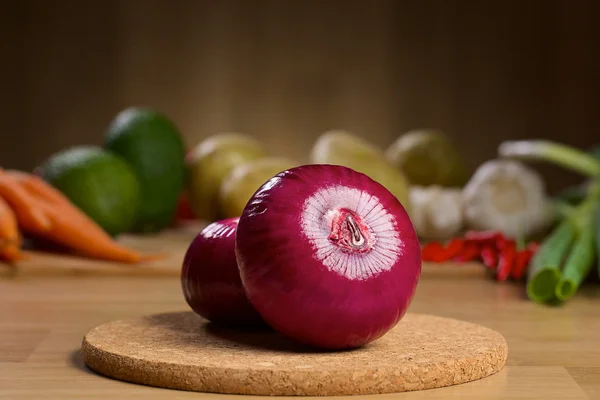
[462,159,555,238]
[409,185,464,240]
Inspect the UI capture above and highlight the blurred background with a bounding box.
[1,0,599,193]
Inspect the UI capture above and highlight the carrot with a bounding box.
[0,245,29,263]
[35,199,164,263]
[0,173,51,232]
[4,171,164,264]
[0,196,24,264]
[4,170,68,206]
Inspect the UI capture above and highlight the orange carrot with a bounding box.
[0,196,24,264]
[34,199,164,263]
[4,171,164,264]
[0,173,51,232]
[0,245,29,263]
[5,170,68,207]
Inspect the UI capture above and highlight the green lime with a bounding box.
[104,107,186,233]
[38,145,140,236]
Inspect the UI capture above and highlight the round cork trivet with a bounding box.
[81,311,507,396]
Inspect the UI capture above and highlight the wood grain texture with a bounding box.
[2,0,599,193]
[0,230,599,398]
[81,312,507,396]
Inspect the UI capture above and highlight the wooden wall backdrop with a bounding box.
[1,0,599,192]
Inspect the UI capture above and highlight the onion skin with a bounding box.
[235,164,422,349]
[181,218,265,328]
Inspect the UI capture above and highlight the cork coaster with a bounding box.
[81,311,507,396]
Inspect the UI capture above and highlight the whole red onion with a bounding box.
[181,217,264,327]
[235,164,421,349]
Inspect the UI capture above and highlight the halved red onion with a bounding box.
[235,164,421,349]
[181,217,264,327]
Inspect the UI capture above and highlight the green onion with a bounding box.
[498,140,600,304]
[555,218,596,302]
[552,200,576,220]
[498,140,600,178]
[526,219,577,303]
[554,182,590,206]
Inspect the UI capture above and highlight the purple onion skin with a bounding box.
[235,164,422,350]
[181,217,265,328]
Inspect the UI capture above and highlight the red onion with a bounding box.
[181,217,264,327]
[235,164,421,349]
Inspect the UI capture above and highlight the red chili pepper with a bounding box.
[465,231,508,259]
[421,242,444,262]
[173,191,197,222]
[464,230,505,245]
[453,241,481,262]
[510,241,540,280]
[439,238,465,260]
[496,240,516,281]
[511,249,533,280]
[421,238,465,263]
[480,245,498,269]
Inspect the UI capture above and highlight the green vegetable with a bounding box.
[526,219,576,303]
[498,140,600,305]
[553,145,600,206]
[499,140,600,177]
[553,200,576,220]
[555,219,595,302]
[554,182,590,206]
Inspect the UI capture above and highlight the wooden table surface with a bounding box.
[1,235,599,399]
